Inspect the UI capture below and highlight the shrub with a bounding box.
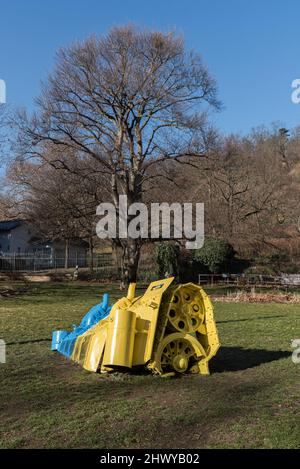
[154,243,180,278]
[194,237,235,273]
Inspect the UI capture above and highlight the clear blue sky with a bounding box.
[1,0,300,134]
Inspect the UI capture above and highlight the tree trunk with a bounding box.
[120,238,141,288]
[228,193,233,237]
[111,169,143,288]
[64,238,69,269]
[89,237,94,273]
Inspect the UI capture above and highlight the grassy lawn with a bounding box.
[0,282,299,449]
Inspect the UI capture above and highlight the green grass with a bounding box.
[0,282,299,449]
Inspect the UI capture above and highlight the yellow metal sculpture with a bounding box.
[57,277,220,377]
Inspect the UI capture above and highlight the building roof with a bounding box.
[0,219,23,232]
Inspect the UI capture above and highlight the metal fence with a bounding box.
[198,273,300,287]
[0,252,114,272]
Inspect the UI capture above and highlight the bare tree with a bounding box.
[0,106,6,163]
[14,25,220,283]
[0,105,11,219]
[7,151,109,270]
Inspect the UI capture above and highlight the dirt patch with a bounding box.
[213,292,300,303]
[23,275,51,282]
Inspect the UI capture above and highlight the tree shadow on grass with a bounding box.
[217,315,284,324]
[210,346,291,373]
[6,338,51,346]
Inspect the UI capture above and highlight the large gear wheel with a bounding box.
[150,332,206,375]
[165,285,205,333]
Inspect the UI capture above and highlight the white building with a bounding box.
[0,219,87,268]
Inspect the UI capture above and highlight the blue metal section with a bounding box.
[51,293,112,358]
[51,330,68,351]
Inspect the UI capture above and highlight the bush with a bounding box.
[283,264,299,274]
[244,265,276,276]
[194,237,235,274]
[154,243,180,278]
